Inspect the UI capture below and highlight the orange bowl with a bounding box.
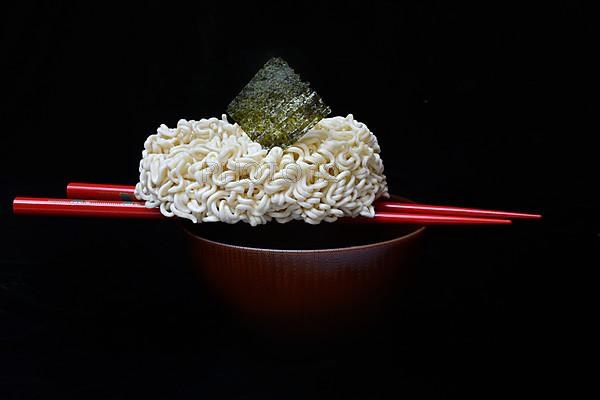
[181,196,425,340]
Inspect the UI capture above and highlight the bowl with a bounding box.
[182,196,425,341]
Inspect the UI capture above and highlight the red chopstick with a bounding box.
[66,182,541,220]
[356,212,510,225]
[67,182,138,201]
[13,197,163,219]
[13,197,512,225]
[375,201,541,219]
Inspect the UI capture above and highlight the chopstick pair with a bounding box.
[64,183,541,223]
[12,182,542,225]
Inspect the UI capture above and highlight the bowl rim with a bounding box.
[182,223,425,254]
[180,194,426,253]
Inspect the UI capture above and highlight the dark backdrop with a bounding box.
[1,2,595,399]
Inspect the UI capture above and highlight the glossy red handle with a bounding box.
[13,197,163,219]
[375,202,540,219]
[14,197,512,225]
[67,182,137,201]
[370,212,510,225]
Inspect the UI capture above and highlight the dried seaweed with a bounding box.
[227,58,331,148]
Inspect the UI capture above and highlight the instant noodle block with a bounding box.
[226,58,331,149]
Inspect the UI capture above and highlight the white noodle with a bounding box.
[135,114,389,226]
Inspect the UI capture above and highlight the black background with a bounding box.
[0,2,596,398]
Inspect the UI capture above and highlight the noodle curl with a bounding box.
[135,114,389,225]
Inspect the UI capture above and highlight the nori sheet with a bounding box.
[227,58,331,149]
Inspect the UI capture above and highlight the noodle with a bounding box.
[135,114,389,225]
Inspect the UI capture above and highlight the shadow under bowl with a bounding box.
[181,196,426,341]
